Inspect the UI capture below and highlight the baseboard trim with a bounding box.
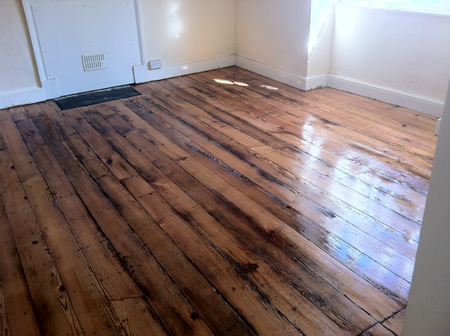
[234,57,442,117]
[235,56,308,90]
[0,87,46,110]
[133,56,236,84]
[328,75,444,117]
[1,56,443,118]
[305,75,328,90]
[0,78,59,110]
[435,118,441,136]
[42,78,61,100]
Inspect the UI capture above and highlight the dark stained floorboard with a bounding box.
[0,67,437,335]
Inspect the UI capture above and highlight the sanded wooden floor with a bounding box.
[0,67,437,335]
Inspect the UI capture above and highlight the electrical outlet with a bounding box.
[149,60,162,70]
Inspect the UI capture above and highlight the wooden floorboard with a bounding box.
[0,67,437,335]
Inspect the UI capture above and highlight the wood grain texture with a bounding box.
[361,323,396,336]
[0,67,437,335]
[382,309,406,335]
[134,83,411,303]
[0,125,83,336]
[0,198,41,336]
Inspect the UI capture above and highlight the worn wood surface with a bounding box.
[382,309,406,336]
[0,67,437,335]
[361,323,396,336]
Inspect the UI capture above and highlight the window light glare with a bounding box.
[214,79,250,87]
[260,85,278,90]
[340,0,450,14]
[214,79,234,85]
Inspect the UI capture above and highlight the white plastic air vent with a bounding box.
[81,53,107,71]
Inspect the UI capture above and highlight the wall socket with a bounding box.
[149,59,162,70]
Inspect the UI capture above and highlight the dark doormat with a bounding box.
[54,85,141,110]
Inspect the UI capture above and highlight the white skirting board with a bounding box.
[0,57,234,110]
[236,56,443,117]
[327,75,444,118]
[0,87,46,110]
[133,56,236,84]
[436,118,442,136]
[235,56,327,91]
[1,55,444,118]
[235,56,307,90]
[0,78,59,110]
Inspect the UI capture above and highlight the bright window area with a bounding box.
[341,0,450,14]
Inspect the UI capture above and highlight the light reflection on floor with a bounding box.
[213,78,277,90]
[260,85,278,90]
[214,79,249,86]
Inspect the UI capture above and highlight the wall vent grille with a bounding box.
[82,53,107,71]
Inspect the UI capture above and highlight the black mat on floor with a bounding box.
[54,85,141,110]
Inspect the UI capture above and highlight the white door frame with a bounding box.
[21,0,146,99]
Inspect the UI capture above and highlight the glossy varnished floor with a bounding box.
[0,67,438,335]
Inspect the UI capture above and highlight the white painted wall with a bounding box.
[0,0,40,96]
[330,4,450,115]
[133,0,236,83]
[402,80,450,336]
[235,0,311,81]
[0,0,235,107]
[307,0,335,82]
[140,0,235,68]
